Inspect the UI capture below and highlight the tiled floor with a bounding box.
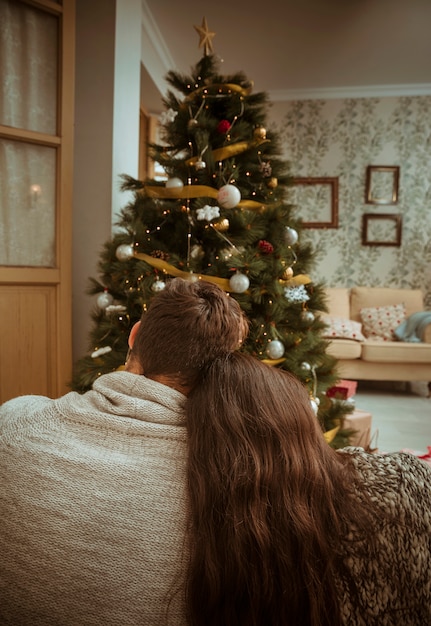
[353,381,431,454]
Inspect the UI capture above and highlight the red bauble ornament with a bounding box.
[258,240,274,254]
[217,119,231,134]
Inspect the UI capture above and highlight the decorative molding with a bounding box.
[268,83,431,101]
[140,0,175,98]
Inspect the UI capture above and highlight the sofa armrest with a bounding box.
[423,323,431,343]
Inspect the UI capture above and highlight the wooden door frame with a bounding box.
[0,0,75,398]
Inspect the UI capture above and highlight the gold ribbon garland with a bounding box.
[323,426,339,444]
[142,184,265,212]
[134,251,310,290]
[134,252,232,291]
[184,82,252,102]
[185,138,269,167]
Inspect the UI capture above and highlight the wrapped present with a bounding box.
[327,379,358,400]
[343,409,372,449]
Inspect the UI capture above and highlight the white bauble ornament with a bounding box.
[310,399,319,415]
[151,278,166,293]
[165,177,184,189]
[284,226,299,245]
[300,361,312,372]
[96,290,113,310]
[266,340,285,359]
[217,184,241,209]
[115,243,134,261]
[194,160,206,171]
[229,272,249,293]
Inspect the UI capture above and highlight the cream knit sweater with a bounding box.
[0,371,189,626]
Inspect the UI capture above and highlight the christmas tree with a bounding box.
[72,19,352,446]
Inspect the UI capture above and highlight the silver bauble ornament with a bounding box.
[194,160,206,171]
[300,310,315,324]
[266,340,285,359]
[300,361,312,372]
[151,278,166,293]
[96,290,114,310]
[165,177,184,189]
[284,226,299,246]
[115,243,134,261]
[229,272,250,293]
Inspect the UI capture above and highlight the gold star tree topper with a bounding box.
[194,17,216,56]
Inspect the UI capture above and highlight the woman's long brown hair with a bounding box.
[185,352,366,626]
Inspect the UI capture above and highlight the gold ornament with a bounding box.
[267,177,278,188]
[213,218,230,232]
[253,126,267,140]
[282,266,294,280]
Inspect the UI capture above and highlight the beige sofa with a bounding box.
[322,286,431,382]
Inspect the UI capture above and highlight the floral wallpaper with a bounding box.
[269,96,431,307]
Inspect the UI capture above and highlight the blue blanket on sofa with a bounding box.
[394,311,431,342]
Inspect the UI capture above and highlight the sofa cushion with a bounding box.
[361,340,431,363]
[350,287,424,322]
[321,315,365,341]
[325,339,362,360]
[324,288,350,318]
[360,303,406,341]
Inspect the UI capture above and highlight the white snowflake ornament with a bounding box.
[196,205,220,221]
[284,284,310,303]
[160,108,178,125]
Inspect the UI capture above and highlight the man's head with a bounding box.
[126,278,248,392]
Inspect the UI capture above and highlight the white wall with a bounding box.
[72,0,141,362]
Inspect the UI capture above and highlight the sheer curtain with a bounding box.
[0,0,58,267]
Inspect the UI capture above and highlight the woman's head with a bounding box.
[127,278,248,389]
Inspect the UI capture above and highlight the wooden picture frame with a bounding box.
[362,213,402,246]
[289,177,339,228]
[365,166,399,205]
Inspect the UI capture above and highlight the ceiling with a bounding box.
[140,0,431,115]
